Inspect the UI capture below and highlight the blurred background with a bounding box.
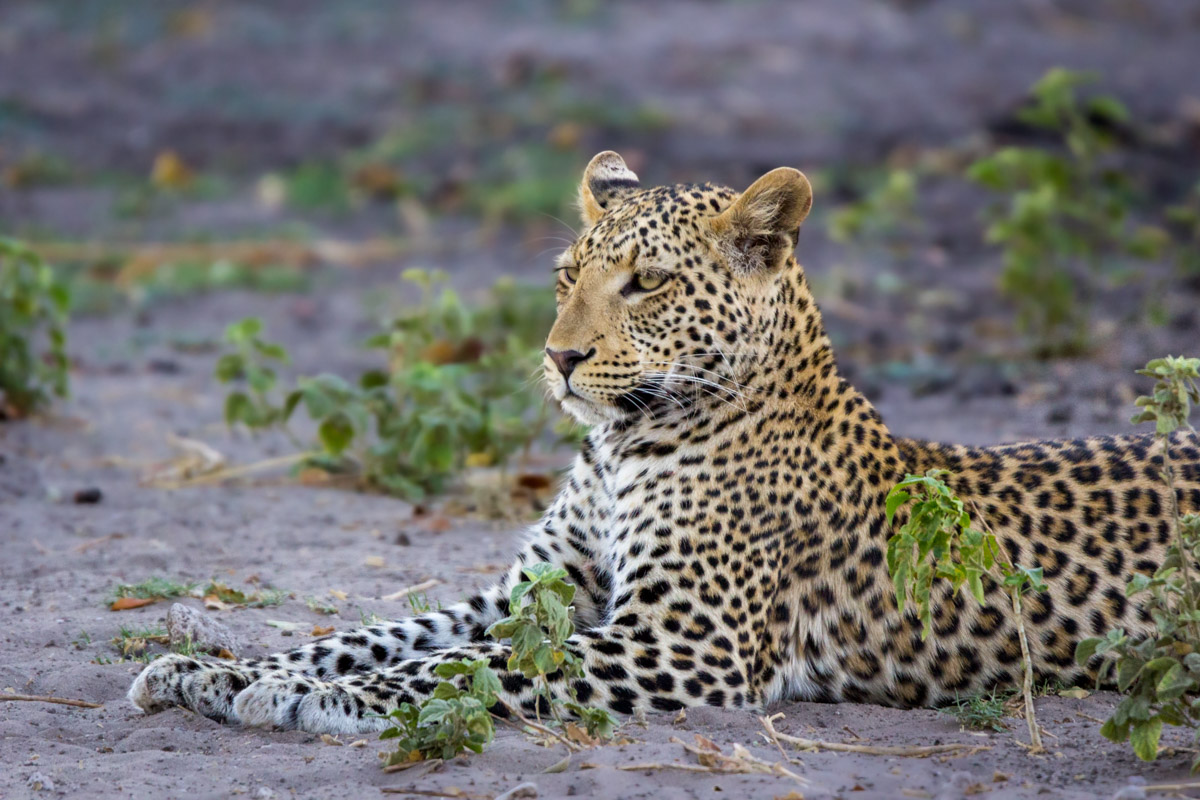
[3,0,1200,499]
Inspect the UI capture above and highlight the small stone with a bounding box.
[27,772,55,792]
[73,488,103,504]
[166,603,240,656]
[1112,786,1146,800]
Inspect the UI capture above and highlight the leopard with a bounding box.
[129,150,1200,734]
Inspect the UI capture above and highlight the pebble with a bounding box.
[26,772,55,792]
[166,603,240,655]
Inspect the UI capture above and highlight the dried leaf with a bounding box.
[565,723,596,747]
[151,150,193,189]
[329,589,349,601]
[311,625,335,637]
[1058,687,1090,700]
[203,596,234,611]
[215,648,237,660]
[364,556,386,568]
[110,597,157,611]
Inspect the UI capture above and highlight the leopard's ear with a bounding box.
[711,168,812,273]
[579,151,640,226]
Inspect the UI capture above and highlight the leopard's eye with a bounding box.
[634,273,666,292]
[561,266,581,284]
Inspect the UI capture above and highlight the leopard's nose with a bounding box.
[546,347,594,380]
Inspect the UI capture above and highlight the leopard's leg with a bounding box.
[233,622,749,734]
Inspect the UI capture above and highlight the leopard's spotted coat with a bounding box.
[129,152,1200,733]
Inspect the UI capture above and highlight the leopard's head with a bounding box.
[545,151,814,425]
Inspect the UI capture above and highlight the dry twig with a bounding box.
[760,713,988,758]
[583,733,805,785]
[1142,783,1200,796]
[380,789,492,799]
[0,693,102,709]
[382,579,442,603]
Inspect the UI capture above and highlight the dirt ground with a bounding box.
[5,2,1200,799]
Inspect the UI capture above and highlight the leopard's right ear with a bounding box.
[579,151,639,226]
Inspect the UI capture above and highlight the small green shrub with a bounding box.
[214,270,569,500]
[968,68,1169,356]
[886,471,1048,751]
[215,317,293,432]
[487,563,618,738]
[380,658,502,764]
[380,563,615,766]
[1077,356,1200,766]
[0,237,70,416]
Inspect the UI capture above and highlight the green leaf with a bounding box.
[885,490,911,525]
[1130,718,1163,762]
[1075,637,1102,666]
[318,413,355,455]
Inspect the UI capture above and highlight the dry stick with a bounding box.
[760,713,987,758]
[1142,783,1200,795]
[0,693,103,709]
[493,698,581,752]
[153,452,314,489]
[1162,435,1200,643]
[969,498,1045,754]
[382,579,442,603]
[1010,587,1045,753]
[380,789,492,799]
[671,735,806,784]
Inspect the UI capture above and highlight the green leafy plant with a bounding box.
[380,658,502,764]
[213,270,567,500]
[380,564,615,766]
[968,68,1168,356]
[886,471,1048,751]
[214,317,294,433]
[1076,356,1200,766]
[0,237,70,416]
[487,562,618,739]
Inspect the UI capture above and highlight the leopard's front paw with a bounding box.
[128,654,205,714]
[128,654,258,724]
[234,676,392,734]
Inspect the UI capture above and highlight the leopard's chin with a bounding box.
[560,394,625,426]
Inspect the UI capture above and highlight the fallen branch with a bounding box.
[760,713,988,758]
[382,579,442,603]
[0,693,103,709]
[381,757,443,775]
[493,698,581,752]
[584,733,804,785]
[1142,783,1200,795]
[147,451,313,490]
[380,789,492,799]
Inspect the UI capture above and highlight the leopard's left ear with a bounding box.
[711,168,812,273]
[579,151,640,226]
